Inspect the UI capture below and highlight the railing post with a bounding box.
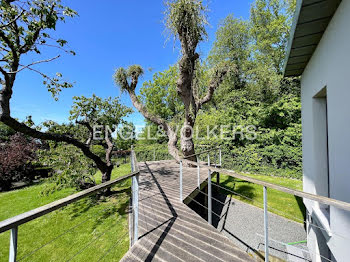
[264,186,269,262]
[214,149,217,168]
[215,148,220,185]
[131,148,139,245]
[180,160,183,202]
[197,156,200,189]
[9,227,18,262]
[207,153,212,225]
[219,146,222,167]
[208,166,212,225]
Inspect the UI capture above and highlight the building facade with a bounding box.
[284,0,350,261]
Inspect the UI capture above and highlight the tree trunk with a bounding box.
[101,165,113,195]
[180,119,196,162]
[102,166,113,183]
[167,126,180,162]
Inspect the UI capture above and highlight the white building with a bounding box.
[284,0,350,261]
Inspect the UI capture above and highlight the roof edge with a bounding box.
[283,0,303,77]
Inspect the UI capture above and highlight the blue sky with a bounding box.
[11,0,253,131]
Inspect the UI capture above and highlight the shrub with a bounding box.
[0,133,38,191]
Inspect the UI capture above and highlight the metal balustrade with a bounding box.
[3,145,350,262]
[179,146,350,262]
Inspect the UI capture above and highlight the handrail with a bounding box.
[132,149,140,172]
[184,158,350,212]
[181,147,220,160]
[0,171,139,234]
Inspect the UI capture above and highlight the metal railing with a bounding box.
[0,149,140,262]
[130,146,140,246]
[179,146,350,262]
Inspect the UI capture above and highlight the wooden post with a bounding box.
[9,227,18,262]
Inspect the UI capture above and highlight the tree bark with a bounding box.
[104,128,114,184]
[126,89,181,162]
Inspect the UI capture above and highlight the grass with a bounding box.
[215,172,305,223]
[0,163,132,262]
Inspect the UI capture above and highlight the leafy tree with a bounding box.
[37,143,97,192]
[114,0,233,162]
[203,0,302,176]
[0,120,14,141]
[208,15,250,90]
[0,1,131,185]
[67,95,132,183]
[0,133,38,191]
[114,123,136,151]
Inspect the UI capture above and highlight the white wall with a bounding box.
[301,0,350,261]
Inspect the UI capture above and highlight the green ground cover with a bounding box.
[0,163,132,262]
[215,173,305,223]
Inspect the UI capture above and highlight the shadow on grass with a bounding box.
[66,187,131,230]
[220,174,306,223]
[220,176,256,201]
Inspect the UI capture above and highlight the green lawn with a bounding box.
[215,173,305,223]
[0,163,132,262]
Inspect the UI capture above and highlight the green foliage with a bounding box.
[0,0,77,100]
[42,121,88,142]
[0,121,15,141]
[138,0,301,178]
[164,0,208,44]
[250,0,295,73]
[134,144,172,162]
[136,122,169,145]
[69,94,132,128]
[191,0,302,178]
[114,123,136,150]
[37,143,96,193]
[114,65,144,91]
[140,65,183,121]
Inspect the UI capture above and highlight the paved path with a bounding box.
[121,160,255,262]
[214,195,310,261]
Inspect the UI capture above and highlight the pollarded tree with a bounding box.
[0,0,130,185]
[114,0,233,162]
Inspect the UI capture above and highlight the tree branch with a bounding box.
[104,129,113,166]
[0,115,109,173]
[197,68,229,109]
[76,120,93,146]
[125,78,180,161]
[0,30,18,61]
[0,9,25,29]
[8,55,60,74]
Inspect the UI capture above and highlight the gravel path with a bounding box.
[212,190,311,261]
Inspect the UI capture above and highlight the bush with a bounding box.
[134,144,172,161]
[0,133,38,191]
